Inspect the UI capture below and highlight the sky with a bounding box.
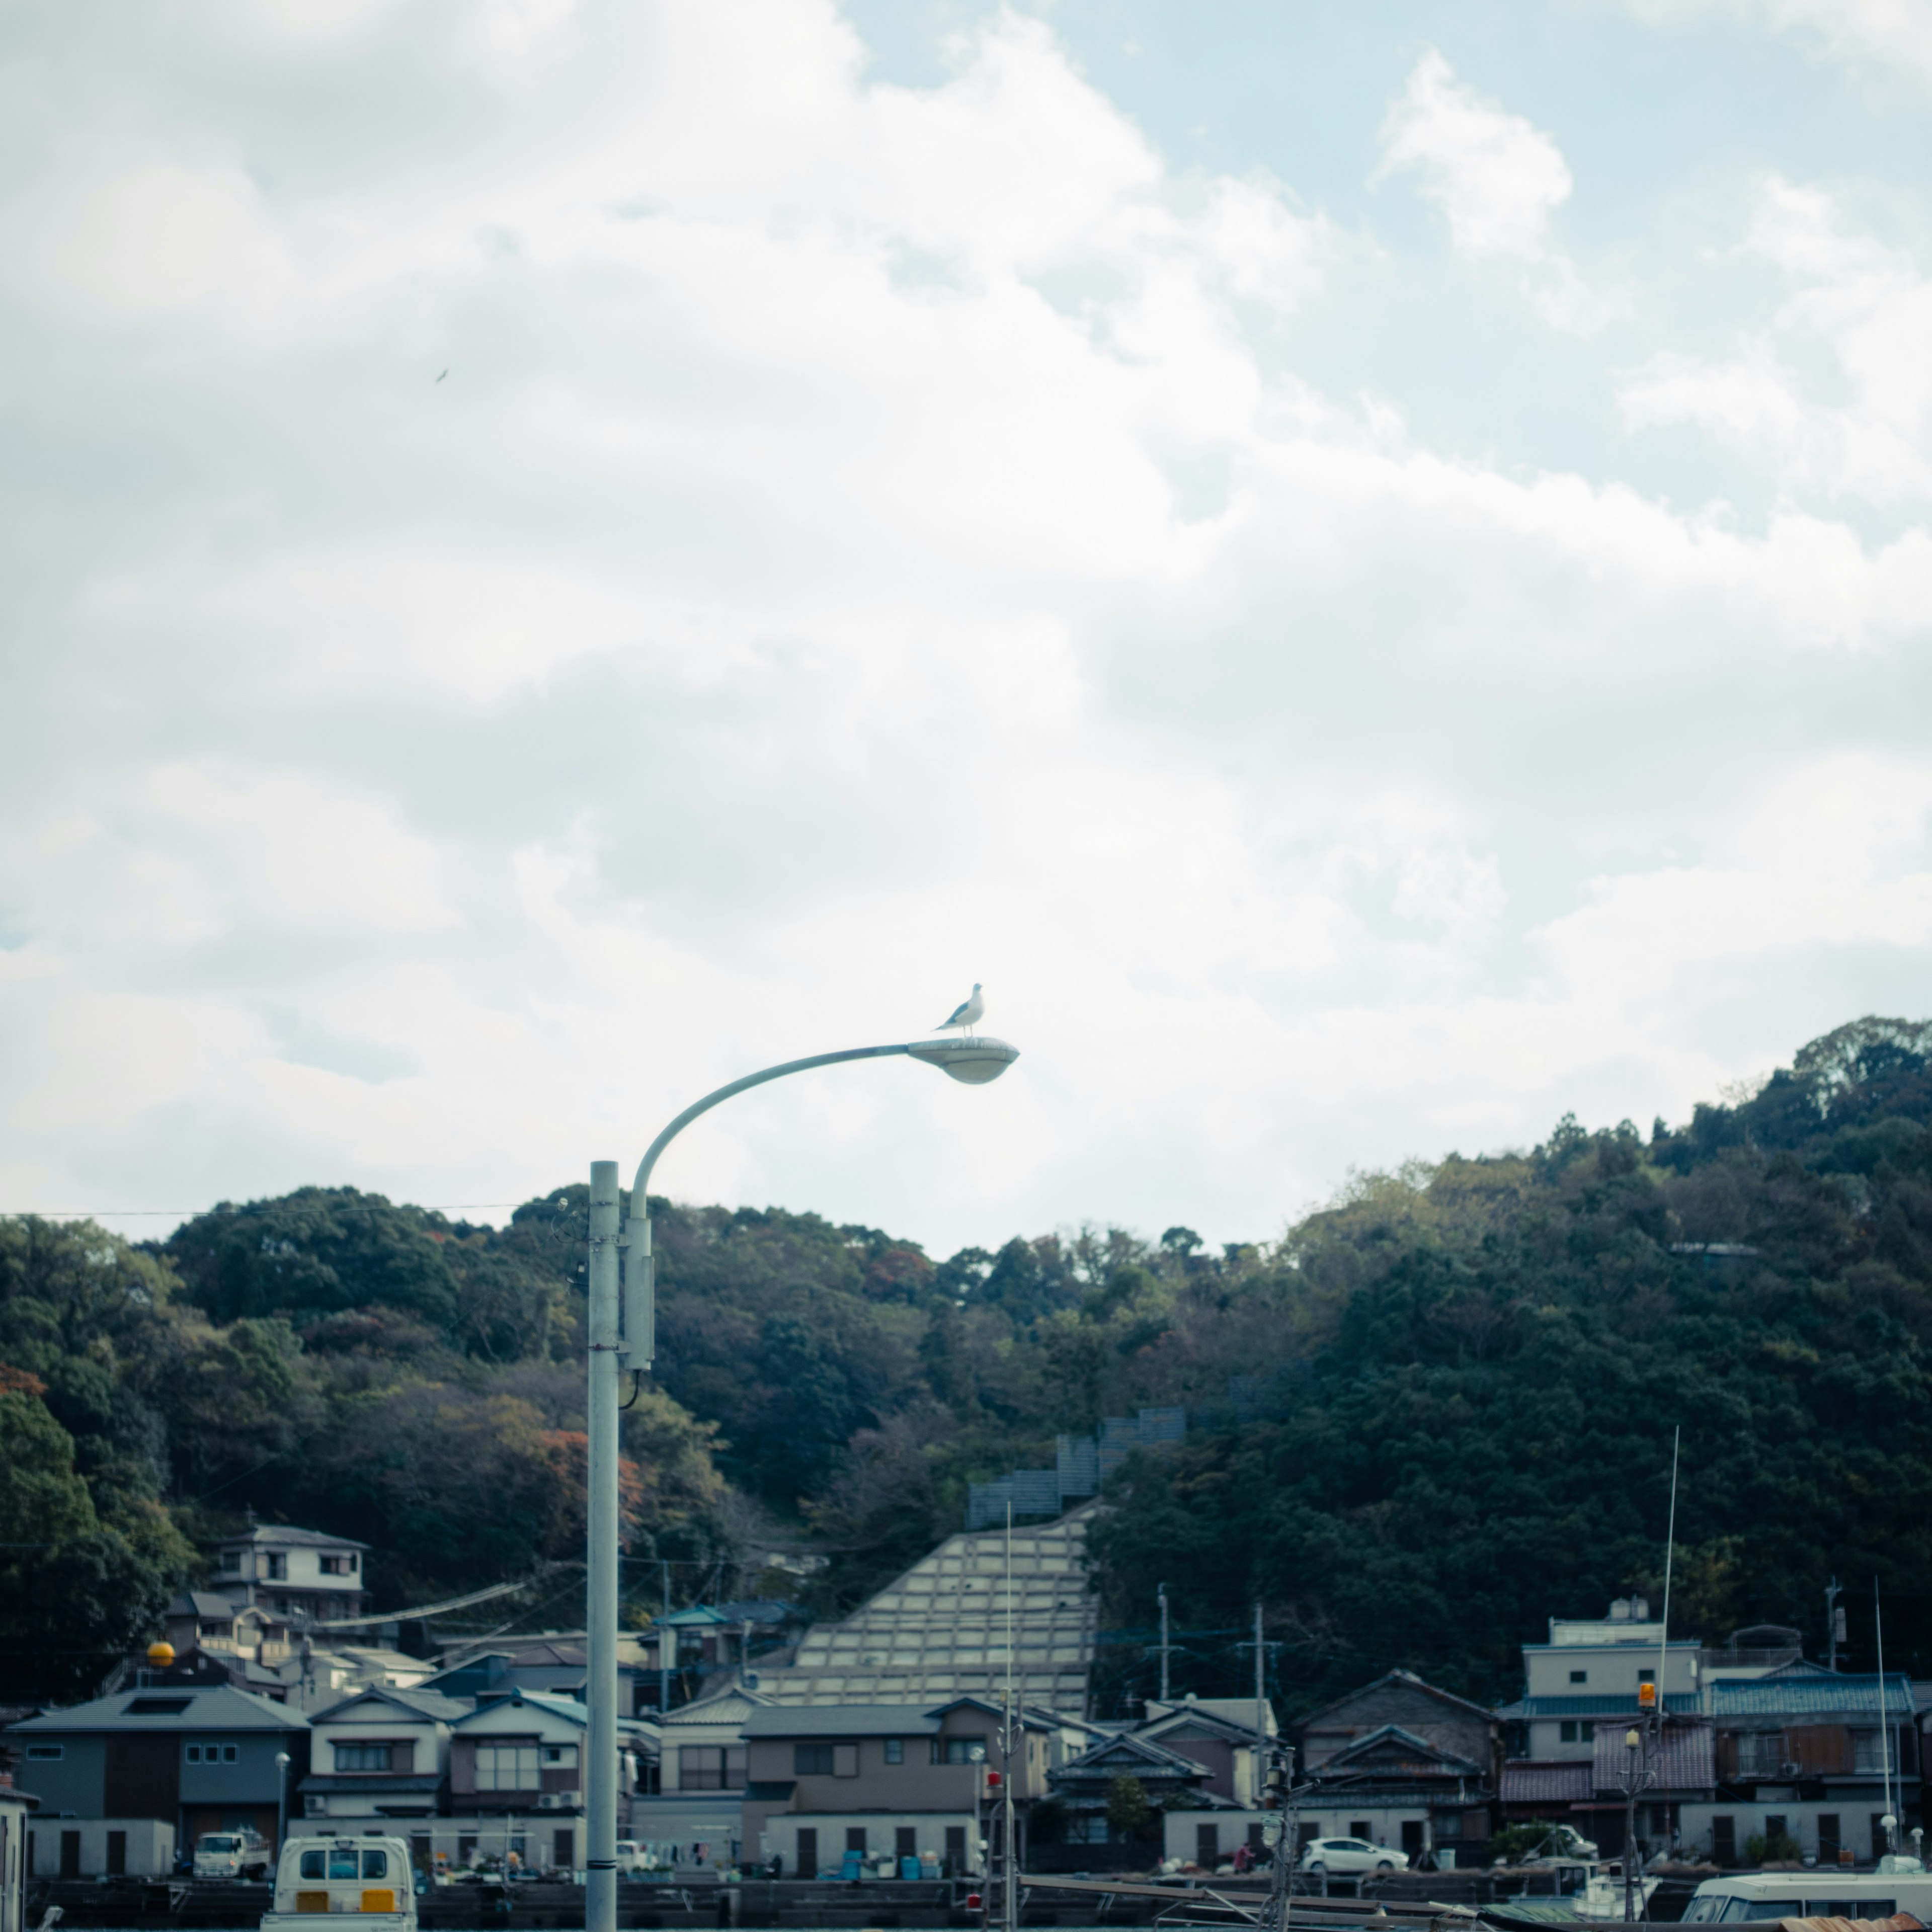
[3,0,1931,1259]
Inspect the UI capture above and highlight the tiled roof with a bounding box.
[742,1705,940,1737]
[1517,1694,1700,1716]
[218,1525,370,1550]
[1591,1722,1713,1791]
[10,1684,308,1732]
[311,1685,471,1724]
[1712,1672,1912,1717]
[1500,1761,1592,1803]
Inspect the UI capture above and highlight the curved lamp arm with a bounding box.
[618,1034,1018,1368]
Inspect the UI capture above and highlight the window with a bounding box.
[1853,1731,1883,1773]
[474,1744,540,1790]
[795,1743,835,1776]
[24,1745,61,1761]
[682,1746,745,1790]
[933,1736,988,1764]
[896,1828,917,1862]
[224,1744,237,1762]
[187,1745,201,1762]
[320,1554,357,1575]
[335,1743,393,1773]
[1583,1723,1596,1741]
[846,1828,867,1856]
[219,1550,241,1572]
[884,1738,904,1765]
[265,1554,287,1580]
[1560,1722,1577,1743]
[126,1698,191,1715]
[1349,1823,1372,1842]
[1638,1668,1655,1684]
[542,1744,578,1767]
[1570,1669,1588,1684]
[457,1838,478,1867]
[361,1851,389,1880]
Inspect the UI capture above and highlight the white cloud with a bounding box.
[1377,49,1620,332]
[1620,178,1932,504]
[1624,0,1932,87]
[0,2,1925,1253]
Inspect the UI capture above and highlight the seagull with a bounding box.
[934,984,984,1038]
[435,368,448,382]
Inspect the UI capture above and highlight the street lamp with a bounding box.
[583,1030,1021,1932]
[274,1751,291,1857]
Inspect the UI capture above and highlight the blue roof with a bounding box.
[1518,1694,1699,1716]
[1712,1672,1911,1716]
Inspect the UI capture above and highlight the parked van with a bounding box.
[260,1836,416,1932]
[194,1830,271,1881]
[1682,1868,1932,1923]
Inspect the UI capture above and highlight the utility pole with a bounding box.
[1254,1603,1268,1808]
[1825,1578,1844,1673]
[660,1560,672,1718]
[1618,1720,1657,1922]
[1158,1583,1170,1704]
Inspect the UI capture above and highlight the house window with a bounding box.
[335,1743,394,1773]
[1069,1817,1110,1844]
[681,1746,744,1790]
[884,1738,904,1764]
[1560,1722,1577,1743]
[1570,1670,1587,1684]
[1583,1723,1595,1741]
[1637,1668,1655,1684]
[933,1736,988,1764]
[24,1745,61,1761]
[320,1555,357,1575]
[543,1744,578,1767]
[1853,1731,1883,1773]
[265,1554,287,1580]
[457,1837,478,1866]
[846,1828,868,1856]
[219,1550,241,1572]
[794,1743,835,1776]
[187,1745,201,1762]
[474,1744,540,1790]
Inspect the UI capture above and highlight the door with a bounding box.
[552,1829,573,1871]
[944,1826,965,1876]
[845,1828,867,1856]
[797,1829,818,1878]
[1401,1822,1424,1862]
[1818,1815,1841,1865]
[1197,1825,1219,1867]
[895,1829,917,1863]
[106,1832,127,1877]
[60,1832,80,1879]
[1713,1817,1736,1867]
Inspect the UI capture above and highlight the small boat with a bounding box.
[261,1835,417,1931]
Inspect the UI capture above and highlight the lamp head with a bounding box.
[907,1036,1020,1085]
[1625,1728,1641,1749]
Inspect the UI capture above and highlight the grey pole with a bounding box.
[587,1162,622,1932]
[660,1560,672,1719]
[1158,1584,1169,1704]
[586,1034,1020,1932]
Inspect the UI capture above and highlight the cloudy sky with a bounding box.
[4,0,1930,1258]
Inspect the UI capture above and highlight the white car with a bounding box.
[1299,1836,1410,1876]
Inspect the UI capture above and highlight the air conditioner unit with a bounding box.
[538,1793,577,1811]
[1780,1762,1803,1779]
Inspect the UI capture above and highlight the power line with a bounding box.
[3,1203,532,1219]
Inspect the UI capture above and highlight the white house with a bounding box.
[298,1685,469,1846]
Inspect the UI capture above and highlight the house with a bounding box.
[1510,1599,1702,1760]
[1,1769,40,1932]
[5,1681,308,1869]
[297,1685,470,1848]
[1296,1671,1497,1779]
[630,1681,767,1870]
[1136,1697,1275,1805]
[741,1699,1063,1877]
[422,1637,656,1718]
[1048,1727,1223,1861]
[1296,1723,1495,1868]
[209,1523,373,1633]
[1680,1669,1919,1866]
[1580,1719,1716,1861]
[447,1691,647,1876]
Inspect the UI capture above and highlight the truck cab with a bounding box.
[195,1830,271,1881]
[260,1836,417,1931]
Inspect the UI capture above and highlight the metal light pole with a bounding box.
[274,1751,290,1857]
[584,1032,1021,1932]
[1618,1724,1656,1922]
[1157,1583,1170,1704]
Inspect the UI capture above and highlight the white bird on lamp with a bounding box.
[934,984,984,1038]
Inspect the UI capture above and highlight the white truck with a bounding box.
[194,1830,272,1881]
[260,1835,416,1932]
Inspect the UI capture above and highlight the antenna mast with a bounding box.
[1877,1581,1895,1856]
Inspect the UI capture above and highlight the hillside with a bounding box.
[5,1014,1932,1710]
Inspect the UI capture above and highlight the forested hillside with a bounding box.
[6,1015,1932,1713]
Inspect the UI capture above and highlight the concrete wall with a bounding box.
[12,1739,106,1817]
[750,1812,980,1877]
[25,1819,175,1878]
[1162,1811,1268,1868]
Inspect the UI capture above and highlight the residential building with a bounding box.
[630,1682,765,1869]
[1297,1724,1495,1868]
[1512,1598,1702,1760]
[1137,1697,1275,1806]
[1681,1669,1919,1866]
[297,1685,469,1848]
[5,1681,308,1864]
[447,1691,648,1876]
[210,1523,372,1631]
[423,1637,656,1717]
[741,1699,1061,1876]
[1297,1671,1497,1780]
[1048,1727,1222,1859]
[1,1771,40,1932]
